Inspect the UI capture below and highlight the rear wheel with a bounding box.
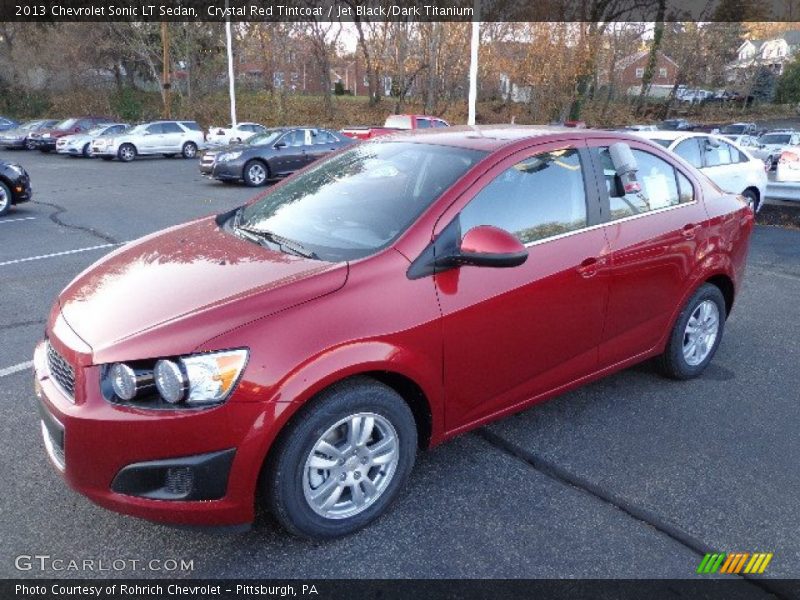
[742,188,759,213]
[181,142,198,159]
[243,160,269,187]
[25,140,35,151]
[657,283,726,380]
[264,378,417,539]
[82,143,92,158]
[0,181,12,216]
[118,143,136,162]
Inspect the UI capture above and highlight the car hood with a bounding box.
[207,142,250,153]
[57,216,348,363]
[0,128,26,138]
[32,128,71,138]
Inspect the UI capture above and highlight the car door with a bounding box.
[160,122,184,152]
[271,129,307,175]
[433,141,611,431]
[587,139,708,368]
[305,129,338,164]
[140,123,164,153]
[699,137,744,194]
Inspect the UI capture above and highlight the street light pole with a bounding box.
[467,0,480,126]
[161,21,171,119]
[225,0,237,127]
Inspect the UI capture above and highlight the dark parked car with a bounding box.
[0,116,19,132]
[0,159,32,216]
[200,127,354,186]
[659,118,696,131]
[0,119,59,150]
[36,127,753,538]
[28,116,113,152]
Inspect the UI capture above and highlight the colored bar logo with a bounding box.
[697,552,773,574]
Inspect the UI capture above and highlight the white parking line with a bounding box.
[0,361,33,378]
[0,243,119,267]
[0,217,36,224]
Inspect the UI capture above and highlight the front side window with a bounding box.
[417,118,432,129]
[146,123,164,135]
[280,130,305,147]
[459,148,588,245]
[600,148,692,220]
[238,142,486,261]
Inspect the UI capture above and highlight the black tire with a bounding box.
[181,142,198,159]
[656,283,726,380]
[82,143,92,158]
[264,377,417,539]
[25,140,35,151]
[242,159,269,187]
[742,188,759,213]
[0,181,12,216]
[117,143,136,162]
[101,156,114,161]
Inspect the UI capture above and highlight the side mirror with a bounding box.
[455,226,528,268]
[609,142,640,196]
[274,141,287,149]
[706,136,720,148]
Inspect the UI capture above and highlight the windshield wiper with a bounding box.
[233,212,318,259]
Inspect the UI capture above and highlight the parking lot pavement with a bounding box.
[0,149,797,585]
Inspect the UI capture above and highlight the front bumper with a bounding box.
[32,138,57,150]
[1,137,27,148]
[33,338,270,527]
[10,172,32,204]
[211,159,245,181]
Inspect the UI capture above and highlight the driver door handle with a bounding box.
[577,256,606,278]
[682,223,700,239]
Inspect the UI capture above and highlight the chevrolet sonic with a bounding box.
[34,126,754,538]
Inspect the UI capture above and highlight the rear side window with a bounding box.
[674,139,703,169]
[161,122,183,133]
[180,121,201,131]
[417,118,432,129]
[704,140,733,167]
[459,148,588,245]
[146,123,163,134]
[599,148,693,220]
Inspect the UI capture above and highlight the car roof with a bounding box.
[371,125,638,152]
[636,131,713,142]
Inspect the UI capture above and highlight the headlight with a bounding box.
[42,133,51,138]
[109,363,138,400]
[103,349,248,409]
[217,151,242,162]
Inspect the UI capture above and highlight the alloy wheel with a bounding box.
[682,300,720,366]
[247,163,267,185]
[302,413,399,520]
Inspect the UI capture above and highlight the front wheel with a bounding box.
[82,143,92,158]
[181,142,198,159]
[264,378,417,539]
[0,181,12,216]
[243,160,268,186]
[657,283,726,380]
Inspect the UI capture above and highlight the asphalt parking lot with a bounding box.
[1,149,799,588]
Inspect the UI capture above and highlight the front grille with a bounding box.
[47,342,75,399]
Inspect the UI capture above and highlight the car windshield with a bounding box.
[54,118,78,130]
[21,120,42,130]
[88,126,109,135]
[759,134,791,145]
[238,141,487,261]
[246,131,282,146]
[721,124,746,134]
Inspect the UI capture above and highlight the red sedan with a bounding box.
[34,126,754,538]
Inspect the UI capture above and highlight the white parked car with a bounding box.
[747,130,800,171]
[206,122,267,146]
[91,120,205,162]
[56,123,128,158]
[637,131,767,212]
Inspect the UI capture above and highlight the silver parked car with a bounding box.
[91,120,205,162]
[56,123,129,158]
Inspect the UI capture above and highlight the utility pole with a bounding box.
[161,21,171,119]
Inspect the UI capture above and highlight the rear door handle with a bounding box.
[682,223,700,239]
[577,257,606,278]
